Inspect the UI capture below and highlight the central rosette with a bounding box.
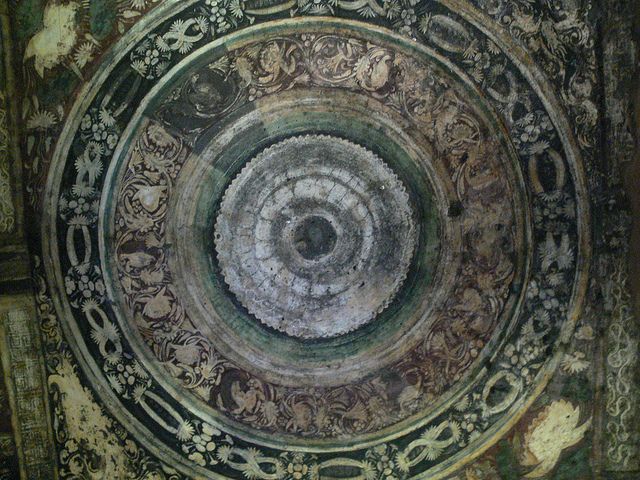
[215,135,417,339]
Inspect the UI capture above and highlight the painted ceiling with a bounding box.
[0,0,638,479]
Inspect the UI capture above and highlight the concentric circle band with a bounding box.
[42,5,589,476]
[215,135,417,339]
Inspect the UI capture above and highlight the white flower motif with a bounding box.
[99,108,116,127]
[27,109,58,130]
[74,42,95,68]
[132,384,147,403]
[132,361,150,379]
[194,16,209,33]
[561,351,589,374]
[104,351,122,365]
[71,183,95,198]
[527,140,550,155]
[155,61,169,77]
[107,373,124,394]
[176,420,195,441]
[130,0,147,9]
[89,322,118,347]
[131,59,148,76]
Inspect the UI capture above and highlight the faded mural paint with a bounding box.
[0,0,637,479]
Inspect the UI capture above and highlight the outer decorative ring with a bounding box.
[42,3,589,478]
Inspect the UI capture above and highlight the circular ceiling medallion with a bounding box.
[103,23,525,444]
[215,134,417,339]
[44,4,588,479]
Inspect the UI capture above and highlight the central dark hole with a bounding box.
[293,216,337,260]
